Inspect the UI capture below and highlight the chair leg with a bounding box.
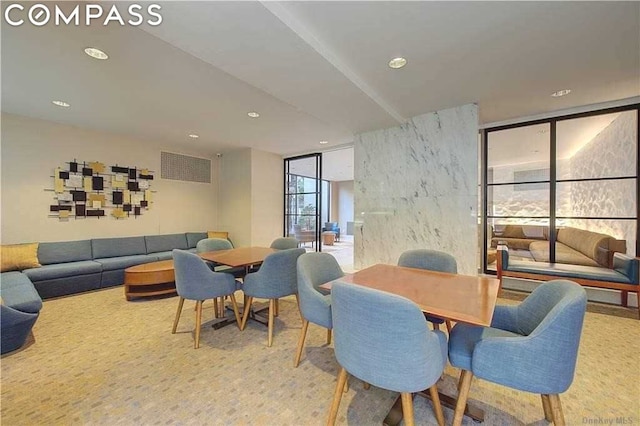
[295,293,302,319]
[229,294,242,330]
[621,290,628,307]
[400,393,415,426]
[541,394,553,422]
[240,296,253,331]
[294,319,309,367]
[453,370,473,426]
[433,322,441,331]
[213,298,219,318]
[172,297,185,334]
[327,328,332,345]
[194,300,203,349]
[343,377,349,393]
[457,371,464,391]
[548,394,565,426]
[274,298,279,317]
[327,367,348,426]
[429,385,445,426]
[445,320,453,334]
[363,382,371,390]
[267,299,275,347]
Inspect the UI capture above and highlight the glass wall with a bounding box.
[483,105,639,273]
[284,154,324,250]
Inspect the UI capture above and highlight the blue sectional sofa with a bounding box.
[1,271,43,354]
[9,232,208,300]
[0,232,208,354]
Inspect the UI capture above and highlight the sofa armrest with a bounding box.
[613,253,639,284]
[497,244,509,277]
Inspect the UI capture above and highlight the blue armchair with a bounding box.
[328,282,447,426]
[240,248,305,347]
[398,249,457,332]
[270,237,300,250]
[172,250,242,349]
[448,280,587,425]
[294,252,344,367]
[322,222,340,241]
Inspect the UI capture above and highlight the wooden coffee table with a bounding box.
[124,260,176,301]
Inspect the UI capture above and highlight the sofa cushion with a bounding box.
[557,227,611,266]
[23,261,102,282]
[38,240,93,265]
[1,243,41,272]
[529,241,600,267]
[92,237,147,258]
[95,255,157,271]
[145,234,188,254]
[186,232,207,248]
[505,259,634,284]
[0,272,43,313]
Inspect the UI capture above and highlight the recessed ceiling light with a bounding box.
[188,134,199,139]
[84,47,109,60]
[52,100,70,107]
[319,140,329,145]
[551,89,571,97]
[388,57,407,69]
[247,111,260,118]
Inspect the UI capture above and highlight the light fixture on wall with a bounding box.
[247,111,260,118]
[388,57,407,69]
[551,89,571,97]
[52,100,70,107]
[84,47,109,60]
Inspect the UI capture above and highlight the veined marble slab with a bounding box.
[354,104,479,274]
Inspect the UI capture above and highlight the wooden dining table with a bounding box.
[320,263,501,425]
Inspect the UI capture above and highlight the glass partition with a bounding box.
[482,105,639,273]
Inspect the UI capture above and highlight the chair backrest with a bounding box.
[398,249,457,273]
[297,253,343,327]
[196,238,233,253]
[324,222,338,231]
[477,280,587,394]
[244,248,306,298]
[172,249,235,300]
[331,282,446,393]
[270,237,300,250]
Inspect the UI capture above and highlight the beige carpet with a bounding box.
[1,287,639,425]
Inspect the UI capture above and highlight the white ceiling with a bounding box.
[287,147,354,181]
[2,1,639,159]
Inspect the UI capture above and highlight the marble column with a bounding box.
[354,104,479,274]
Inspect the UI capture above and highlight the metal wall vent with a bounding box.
[161,151,211,183]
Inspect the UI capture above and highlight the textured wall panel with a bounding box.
[161,152,211,183]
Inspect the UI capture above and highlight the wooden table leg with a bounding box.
[383,389,484,426]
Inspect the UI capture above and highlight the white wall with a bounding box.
[251,149,284,246]
[218,148,283,247]
[354,104,478,274]
[218,149,252,247]
[1,113,218,244]
[337,180,354,233]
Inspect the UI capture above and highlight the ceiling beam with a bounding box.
[261,1,406,125]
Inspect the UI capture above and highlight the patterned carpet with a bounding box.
[1,286,638,425]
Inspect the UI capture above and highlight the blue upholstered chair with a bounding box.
[270,237,300,250]
[294,252,344,367]
[322,222,340,241]
[172,250,242,349]
[328,282,447,426]
[240,248,305,347]
[448,280,587,426]
[398,249,457,332]
[196,238,244,278]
